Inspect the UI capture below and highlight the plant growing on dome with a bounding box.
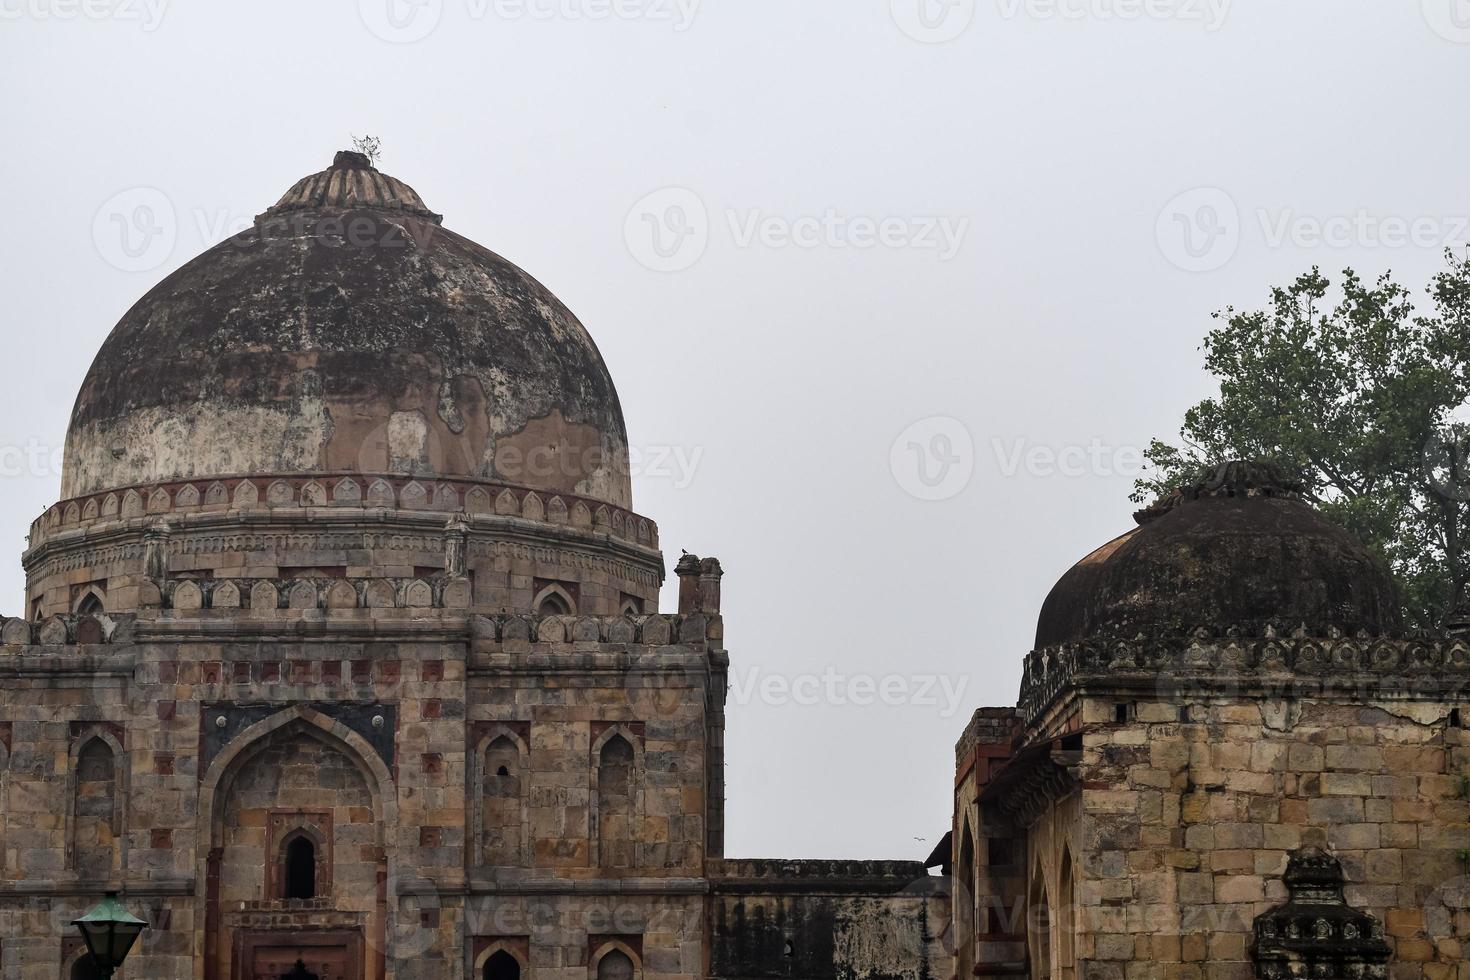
[1135,251,1470,629]
[350,134,382,166]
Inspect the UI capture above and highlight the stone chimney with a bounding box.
[698,557,724,615]
[676,553,702,614]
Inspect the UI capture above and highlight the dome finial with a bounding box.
[333,149,374,171]
[1134,458,1306,525]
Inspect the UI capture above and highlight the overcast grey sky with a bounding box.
[3,0,1468,860]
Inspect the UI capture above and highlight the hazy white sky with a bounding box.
[3,0,1468,860]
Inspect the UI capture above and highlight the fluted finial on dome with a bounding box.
[1133,459,1306,525]
[260,149,442,223]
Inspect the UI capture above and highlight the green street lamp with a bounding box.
[72,892,147,978]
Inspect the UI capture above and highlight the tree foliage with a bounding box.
[1134,252,1470,627]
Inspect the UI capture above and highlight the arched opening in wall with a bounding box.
[76,591,104,615]
[1058,848,1076,980]
[529,587,573,617]
[284,834,317,900]
[596,949,635,980]
[72,736,118,877]
[1028,857,1051,980]
[482,735,524,866]
[619,599,641,617]
[956,820,976,980]
[484,950,521,980]
[71,955,105,980]
[535,590,572,616]
[206,712,385,980]
[596,733,636,869]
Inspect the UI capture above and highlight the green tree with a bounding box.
[1134,252,1470,627]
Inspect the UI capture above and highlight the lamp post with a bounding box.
[72,892,147,979]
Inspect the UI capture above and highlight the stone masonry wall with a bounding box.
[0,610,726,980]
[1075,695,1470,980]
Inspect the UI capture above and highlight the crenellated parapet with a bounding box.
[1018,626,1470,724]
[30,473,658,548]
[0,612,133,647]
[23,478,665,619]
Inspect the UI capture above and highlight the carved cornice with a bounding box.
[30,473,658,553]
[1020,628,1470,724]
[24,508,663,588]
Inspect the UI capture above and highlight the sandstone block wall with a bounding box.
[0,611,727,980]
[1073,695,1470,980]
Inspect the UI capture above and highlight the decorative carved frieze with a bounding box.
[1019,629,1470,723]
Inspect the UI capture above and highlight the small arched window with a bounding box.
[536,592,571,616]
[596,950,635,980]
[76,592,104,615]
[285,835,317,900]
[484,950,521,980]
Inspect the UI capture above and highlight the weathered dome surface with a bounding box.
[1034,461,1403,648]
[62,150,631,508]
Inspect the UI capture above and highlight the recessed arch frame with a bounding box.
[588,725,645,870]
[471,725,531,869]
[193,705,397,980]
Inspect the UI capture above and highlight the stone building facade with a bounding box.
[950,463,1470,980]
[0,152,947,980]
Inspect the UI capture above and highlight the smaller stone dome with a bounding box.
[1034,461,1403,647]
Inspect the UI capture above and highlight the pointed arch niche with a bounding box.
[590,724,644,870]
[68,726,126,877]
[197,706,396,980]
[473,723,530,868]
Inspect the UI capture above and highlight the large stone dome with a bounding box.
[62,150,631,508]
[1033,461,1403,647]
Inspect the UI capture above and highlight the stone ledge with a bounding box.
[1020,630,1470,723]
